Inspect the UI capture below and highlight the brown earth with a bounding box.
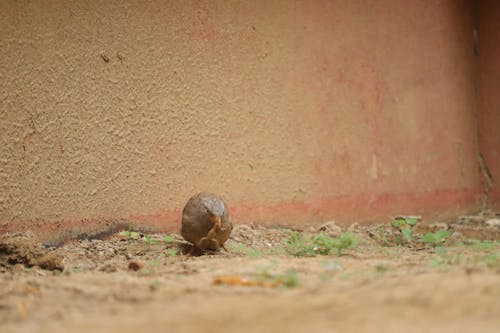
[1,215,499,333]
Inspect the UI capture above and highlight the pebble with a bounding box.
[128,260,144,271]
[485,218,500,228]
[429,222,449,231]
[318,221,343,237]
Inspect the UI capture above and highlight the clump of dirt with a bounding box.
[451,210,500,240]
[0,232,64,271]
[316,221,343,237]
[128,260,144,271]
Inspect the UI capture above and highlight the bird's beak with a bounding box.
[209,214,222,229]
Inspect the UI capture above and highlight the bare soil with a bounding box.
[1,214,499,333]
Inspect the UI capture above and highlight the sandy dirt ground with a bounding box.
[1,215,499,333]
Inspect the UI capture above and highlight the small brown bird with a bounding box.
[180,192,233,253]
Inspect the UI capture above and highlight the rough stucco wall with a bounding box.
[0,0,482,240]
[476,0,500,209]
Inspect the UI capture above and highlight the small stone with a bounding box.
[446,231,463,243]
[347,222,360,233]
[0,232,54,269]
[35,252,64,271]
[485,218,500,228]
[128,260,144,271]
[305,226,316,233]
[429,223,449,231]
[100,52,110,62]
[457,215,482,225]
[318,221,342,237]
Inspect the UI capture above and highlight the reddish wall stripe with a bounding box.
[0,188,481,243]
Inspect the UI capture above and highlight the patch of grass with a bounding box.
[143,235,158,245]
[227,243,263,258]
[475,253,500,269]
[391,216,419,228]
[163,235,176,243]
[119,222,141,239]
[329,232,359,255]
[265,246,287,255]
[390,216,420,245]
[470,240,498,251]
[464,241,499,268]
[429,246,462,267]
[421,230,451,246]
[401,228,413,242]
[254,263,300,288]
[285,231,359,256]
[427,240,500,270]
[285,231,316,256]
[227,242,286,257]
[118,230,141,239]
[165,248,178,257]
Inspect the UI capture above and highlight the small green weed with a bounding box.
[421,230,451,246]
[329,232,359,255]
[401,228,413,242]
[163,235,176,243]
[286,231,359,256]
[165,248,178,257]
[429,246,462,267]
[285,231,315,256]
[119,222,141,239]
[118,230,141,239]
[391,216,419,228]
[391,216,420,245]
[429,245,500,269]
[143,235,158,245]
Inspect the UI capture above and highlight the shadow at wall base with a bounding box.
[0,188,486,245]
[489,189,500,210]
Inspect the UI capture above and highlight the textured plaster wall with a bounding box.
[476,0,500,209]
[0,0,483,240]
